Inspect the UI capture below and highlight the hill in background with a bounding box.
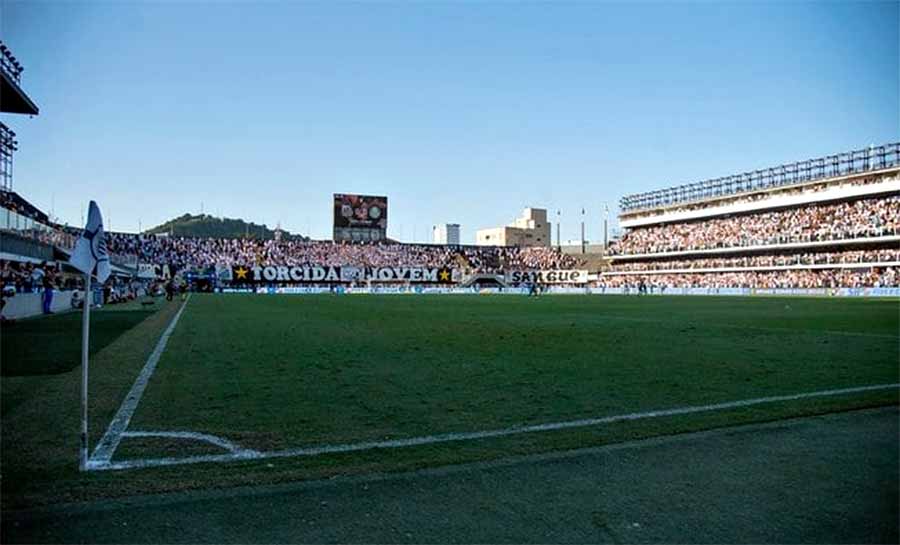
[146,214,307,240]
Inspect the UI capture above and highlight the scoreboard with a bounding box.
[333,194,388,242]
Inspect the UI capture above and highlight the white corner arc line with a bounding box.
[122,431,260,455]
[89,296,191,465]
[87,382,899,471]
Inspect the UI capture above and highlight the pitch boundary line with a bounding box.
[88,295,191,468]
[87,382,899,471]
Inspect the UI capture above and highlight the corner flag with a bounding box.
[70,200,111,283]
[71,200,110,471]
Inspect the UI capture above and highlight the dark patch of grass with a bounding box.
[1,310,155,377]
[1,300,181,510]
[115,436,226,459]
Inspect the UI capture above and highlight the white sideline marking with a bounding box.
[87,382,899,471]
[121,431,260,456]
[88,296,191,466]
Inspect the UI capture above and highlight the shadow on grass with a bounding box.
[1,310,156,377]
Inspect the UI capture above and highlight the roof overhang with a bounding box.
[1,70,39,115]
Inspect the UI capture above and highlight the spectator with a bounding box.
[610,195,900,256]
[41,266,55,314]
[30,262,45,294]
[597,268,899,289]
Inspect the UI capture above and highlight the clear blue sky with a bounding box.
[2,1,897,243]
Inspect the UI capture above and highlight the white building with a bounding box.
[476,208,551,247]
[433,223,461,245]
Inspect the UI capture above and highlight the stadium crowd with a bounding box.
[598,267,899,289]
[104,233,582,273]
[608,248,900,272]
[0,259,68,293]
[0,258,145,312]
[4,186,898,289]
[610,195,900,255]
[0,190,49,224]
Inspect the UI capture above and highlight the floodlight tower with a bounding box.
[0,124,16,192]
[0,40,40,192]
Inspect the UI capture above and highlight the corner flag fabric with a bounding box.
[70,200,111,283]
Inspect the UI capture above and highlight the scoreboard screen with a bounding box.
[333,194,388,230]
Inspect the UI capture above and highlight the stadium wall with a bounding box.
[1,289,74,319]
[219,286,900,297]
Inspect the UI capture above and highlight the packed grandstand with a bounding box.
[1,143,899,300]
[602,143,899,289]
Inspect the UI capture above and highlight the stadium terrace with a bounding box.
[601,142,900,292]
[2,143,900,307]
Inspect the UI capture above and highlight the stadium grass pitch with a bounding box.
[2,294,898,507]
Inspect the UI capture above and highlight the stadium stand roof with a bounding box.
[620,143,900,213]
[0,42,39,115]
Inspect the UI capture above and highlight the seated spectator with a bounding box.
[610,195,900,256]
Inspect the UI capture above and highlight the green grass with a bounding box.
[2,294,897,509]
[126,295,898,452]
[0,308,157,425]
[1,300,182,509]
[1,310,156,377]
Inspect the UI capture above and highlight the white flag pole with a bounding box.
[71,200,109,470]
[79,271,92,471]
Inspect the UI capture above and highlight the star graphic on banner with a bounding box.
[235,266,249,280]
[439,269,451,282]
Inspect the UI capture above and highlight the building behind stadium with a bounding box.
[433,223,461,245]
[476,208,552,247]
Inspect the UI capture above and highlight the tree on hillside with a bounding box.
[146,214,307,240]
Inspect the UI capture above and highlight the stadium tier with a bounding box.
[2,144,900,294]
[100,235,582,276]
[604,143,900,289]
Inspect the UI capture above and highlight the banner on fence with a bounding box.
[232,265,458,284]
[506,270,589,284]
